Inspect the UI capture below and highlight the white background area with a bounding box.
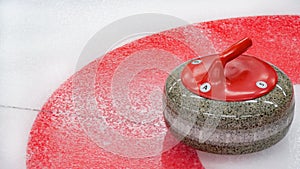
[0,0,299,169]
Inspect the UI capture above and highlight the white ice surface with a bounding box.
[0,0,299,169]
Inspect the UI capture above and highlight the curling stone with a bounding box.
[163,37,295,154]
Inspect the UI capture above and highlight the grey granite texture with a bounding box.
[163,60,295,154]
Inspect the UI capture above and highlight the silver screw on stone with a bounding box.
[191,60,202,65]
[200,82,211,93]
[256,81,268,89]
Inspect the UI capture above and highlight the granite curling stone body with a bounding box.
[163,37,295,155]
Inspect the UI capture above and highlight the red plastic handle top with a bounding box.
[181,37,278,101]
[219,37,253,66]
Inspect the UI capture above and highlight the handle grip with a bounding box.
[220,37,252,66]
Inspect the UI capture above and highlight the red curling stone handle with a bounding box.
[180,37,278,101]
[219,37,253,66]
